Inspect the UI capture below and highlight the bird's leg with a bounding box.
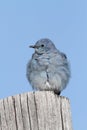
[54,90,61,95]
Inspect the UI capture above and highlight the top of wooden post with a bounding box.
[0,91,73,130]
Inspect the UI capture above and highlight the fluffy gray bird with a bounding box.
[26,38,71,95]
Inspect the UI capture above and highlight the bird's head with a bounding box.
[29,38,57,54]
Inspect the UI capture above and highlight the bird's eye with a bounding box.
[41,44,44,47]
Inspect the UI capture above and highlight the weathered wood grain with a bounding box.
[0,91,73,130]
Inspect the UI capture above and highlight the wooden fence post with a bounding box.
[0,91,73,130]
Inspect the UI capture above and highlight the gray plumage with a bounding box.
[26,38,71,95]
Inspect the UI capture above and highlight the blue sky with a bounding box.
[0,0,87,130]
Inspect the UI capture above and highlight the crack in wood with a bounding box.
[3,99,8,128]
[19,94,25,130]
[33,92,39,130]
[27,93,32,130]
[12,96,18,130]
[60,99,64,130]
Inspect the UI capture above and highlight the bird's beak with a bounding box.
[29,45,35,48]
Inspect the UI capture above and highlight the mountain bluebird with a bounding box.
[26,38,71,95]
